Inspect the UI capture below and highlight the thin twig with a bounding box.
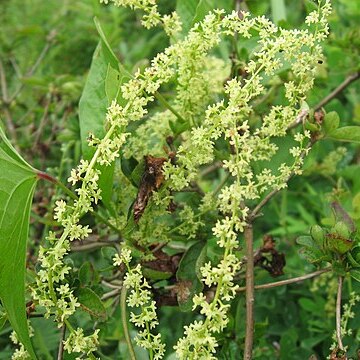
[8,30,57,104]
[32,95,52,149]
[243,223,254,360]
[102,288,121,301]
[287,108,309,131]
[102,279,122,289]
[120,286,137,360]
[200,161,222,177]
[237,268,331,292]
[57,324,66,360]
[71,241,115,252]
[0,58,18,145]
[10,57,22,79]
[314,72,360,111]
[0,58,9,102]
[336,276,344,351]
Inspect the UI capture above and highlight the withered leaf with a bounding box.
[133,155,166,222]
[254,235,286,277]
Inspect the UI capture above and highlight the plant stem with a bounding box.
[121,286,137,360]
[57,325,66,360]
[154,91,187,123]
[336,276,344,351]
[236,268,331,292]
[244,223,254,360]
[314,71,360,111]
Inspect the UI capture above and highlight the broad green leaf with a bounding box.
[322,111,340,135]
[0,126,38,359]
[78,43,115,214]
[271,0,286,24]
[327,126,360,143]
[105,64,122,105]
[176,242,206,311]
[79,19,133,215]
[77,287,107,321]
[79,43,109,160]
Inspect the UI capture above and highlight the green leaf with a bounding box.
[120,156,139,187]
[78,262,93,286]
[349,269,360,282]
[271,0,287,23]
[299,298,319,313]
[347,250,360,268]
[78,43,115,214]
[296,236,316,248]
[192,0,216,25]
[0,126,38,359]
[142,267,173,280]
[176,242,206,311]
[77,287,107,321]
[327,126,360,143]
[105,64,121,105]
[176,0,199,34]
[0,311,7,331]
[93,17,121,70]
[79,19,133,215]
[297,236,329,263]
[322,111,340,135]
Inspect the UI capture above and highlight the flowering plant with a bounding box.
[2,0,360,359]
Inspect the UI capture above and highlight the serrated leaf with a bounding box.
[77,287,107,321]
[327,126,360,143]
[0,126,38,359]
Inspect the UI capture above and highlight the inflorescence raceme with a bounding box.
[25,1,332,359]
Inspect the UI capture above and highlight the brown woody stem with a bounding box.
[336,276,344,351]
[244,223,254,360]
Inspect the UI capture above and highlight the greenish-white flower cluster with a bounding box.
[63,328,100,357]
[329,291,360,355]
[114,248,165,359]
[100,0,182,36]
[10,322,34,360]
[27,0,332,358]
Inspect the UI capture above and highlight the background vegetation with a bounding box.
[0,0,360,359]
